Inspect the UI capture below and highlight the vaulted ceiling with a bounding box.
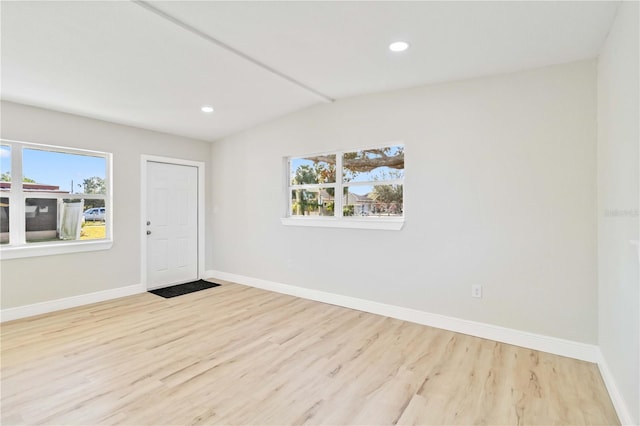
[1,1,620,142]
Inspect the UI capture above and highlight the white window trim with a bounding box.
[280,217,404,230]
[283,142,405,230]
[1,240,113,260]
[0,139,113,260]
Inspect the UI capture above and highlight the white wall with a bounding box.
[210,60,598,344]
[0,101,213,309]
[597,2,640,424]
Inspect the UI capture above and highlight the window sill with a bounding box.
[0,240,113,260]
[281,217,404,230]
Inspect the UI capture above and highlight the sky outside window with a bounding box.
[1,145,11,179]
[22,148,105,193]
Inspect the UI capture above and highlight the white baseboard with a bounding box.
[596,349,636,425]
[0,271,630,424]
[0,283,146,322]
[205,269,598,363]
[206,270,637,424]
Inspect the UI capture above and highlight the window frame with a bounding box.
[0,139,113,259]
[282,142,405,231]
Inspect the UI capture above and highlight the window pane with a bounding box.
[1,145,10,191]
[0,197,8,244]
[25,198,59,242]
[82,199,106,222]
[23,148,106,194]
[25,198,106,242]
[343,145,404,183]
[290,188,335,217]
[81,199,106,240]
[343,184,403,217]
[290,154,336,185]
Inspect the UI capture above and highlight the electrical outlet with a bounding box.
[472,284,483,298]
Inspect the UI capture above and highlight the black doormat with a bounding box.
[149,279,221,298]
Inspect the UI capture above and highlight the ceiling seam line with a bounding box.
[131,0,335,103]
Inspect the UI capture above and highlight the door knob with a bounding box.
[147,221,151,225]
[146,230,152,235]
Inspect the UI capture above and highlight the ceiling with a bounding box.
[1,1,619,142]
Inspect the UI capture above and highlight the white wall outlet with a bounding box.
[472,284,483,298]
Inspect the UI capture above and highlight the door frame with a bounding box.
[140,155,205,290]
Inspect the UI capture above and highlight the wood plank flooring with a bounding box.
[1,282,619,425]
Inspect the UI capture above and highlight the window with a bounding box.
[284,143,404,230]
[0,139,112,259]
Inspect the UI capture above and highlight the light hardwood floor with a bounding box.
[1,282,618,425]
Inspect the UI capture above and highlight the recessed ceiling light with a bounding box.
[389,41,410,52]
[201,105,214,113]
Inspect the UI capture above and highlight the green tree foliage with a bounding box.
[292,166,317,216]
[370,184,403,204]
[369,170,403,204]
[343,205,355,216]
[81,176,106,210]
[292,165,317,186]
[82,176,106,194]
[1,172,36,183]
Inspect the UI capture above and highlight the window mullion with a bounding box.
[343,178,404,187]
[287,157,292,218]
[10,144,26,245]
[335,152,343,218]
[290,183,335,190]
[23,192,106,200]
[105,152,112,241]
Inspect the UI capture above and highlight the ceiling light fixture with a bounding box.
[201,105,214,113]
[389,41,410,52]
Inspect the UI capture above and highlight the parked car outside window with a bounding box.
[83,208,106,221]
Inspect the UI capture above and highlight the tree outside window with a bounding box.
[288,144,404,219]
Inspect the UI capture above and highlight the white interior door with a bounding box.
[146,161,198,289]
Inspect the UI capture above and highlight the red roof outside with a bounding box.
[0,182,69,193]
